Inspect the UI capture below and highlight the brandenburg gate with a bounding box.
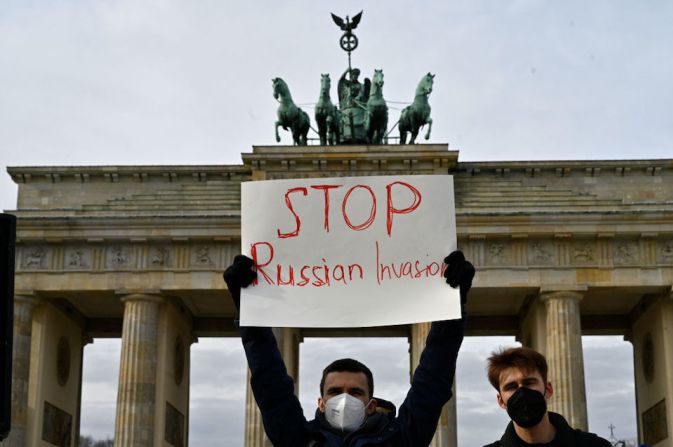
[3,144,673,446]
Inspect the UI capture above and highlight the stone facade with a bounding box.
[3,145,673,446]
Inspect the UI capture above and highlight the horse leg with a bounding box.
[290,124,303,146]
[303,113,310,146]
[333,115,340,145]
[301,123,308,146]
[373,118,383,145]
[425,117,433,140]
[325,116,332,145]
[319,122,327,146]
[399,108,409,145]
[275,120,282,143]
[364,110,372,144]
[410,127,418,144]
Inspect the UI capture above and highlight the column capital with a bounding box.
[539,285,587,303]
[14,293,43,308]
[119,293,165,305]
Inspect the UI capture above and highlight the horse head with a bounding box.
[416,73,434,96]
[372,69,384,88]
[272,77,288,100]
[320,73,331,90]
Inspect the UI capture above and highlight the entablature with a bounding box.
[242,144,458,179]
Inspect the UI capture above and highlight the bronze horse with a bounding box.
[273,78,310,146]
[399,73,434,144]
[314,74,340,145]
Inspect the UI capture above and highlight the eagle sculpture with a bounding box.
[331,11,363,33]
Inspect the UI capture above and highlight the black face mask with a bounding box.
[505,387,547,428]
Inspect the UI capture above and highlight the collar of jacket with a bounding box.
[307,409,396,443]
[499,412,576,446]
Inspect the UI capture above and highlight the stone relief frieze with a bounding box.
[613,240,640,265]
[23,246,47,269]
[486,242,511,265]
[65,247,90,269]
[528,241,555,265]
[107,246,132,269]
[658,241,673,264]
[16,237,672,273]
[151,247,170,267]
[193,246,214,266]
[571,243,595,264]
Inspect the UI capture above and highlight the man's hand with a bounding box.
[223,255,257,312]
[443,251,475,307]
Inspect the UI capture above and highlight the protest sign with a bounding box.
[240,175,459,327]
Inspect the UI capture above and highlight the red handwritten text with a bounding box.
[251,241,364,287]
[276,181,423,239]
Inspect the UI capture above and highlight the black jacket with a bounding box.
[240,318,464,447]
[484,412,612,447]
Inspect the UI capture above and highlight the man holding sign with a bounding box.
[225,174,472,445]
[223,250,473,446]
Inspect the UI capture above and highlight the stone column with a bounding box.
[114,294,163,447]
[541,290,588,431]
[410,322,457,447]
[1,295,40,447]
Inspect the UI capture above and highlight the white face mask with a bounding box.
[324,393,370,432]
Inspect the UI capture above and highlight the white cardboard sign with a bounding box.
[240,175,459,328]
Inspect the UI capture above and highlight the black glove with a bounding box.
[443,250,475,307]
[222,254,257,312]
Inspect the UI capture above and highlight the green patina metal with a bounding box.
[337,67,370,144]
[365,69,388,145]
[315,74,340,146]
[272,77,310,146]
[399,73,435,144]
[272,11,434,146]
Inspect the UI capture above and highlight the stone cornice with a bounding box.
[8,157,673,184]
[456,159,673,175]
[10,214,241,242]
[7,164,249,184]
[458,212,673,235]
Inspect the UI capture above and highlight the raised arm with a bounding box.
[395,251,475,446]
[223,255,308,446]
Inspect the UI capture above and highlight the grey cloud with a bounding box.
[583,338,637,440]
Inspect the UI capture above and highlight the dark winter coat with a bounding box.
[484,412,612,447]
[240,318,464,447]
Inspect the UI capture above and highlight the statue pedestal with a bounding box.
[242,143,457,181]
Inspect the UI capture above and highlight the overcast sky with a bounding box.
[2,0,670,445]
